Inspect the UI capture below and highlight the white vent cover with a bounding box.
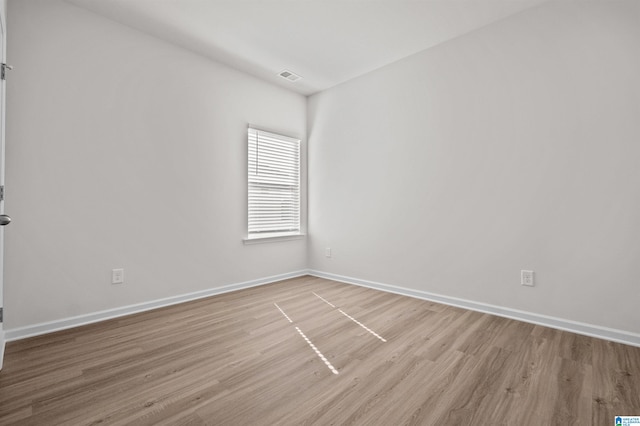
[278,70,302,82]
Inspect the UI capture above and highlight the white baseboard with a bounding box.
[7,269,639,348]
[4,270,308,342]
[308,270,640,348]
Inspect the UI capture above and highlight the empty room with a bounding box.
[0,0,639,424]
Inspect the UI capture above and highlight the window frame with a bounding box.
[245,126,303,242]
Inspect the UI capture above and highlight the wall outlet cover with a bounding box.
[521,270,534,287]
[112,268,124,284]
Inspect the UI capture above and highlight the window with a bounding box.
[247,127,300,239]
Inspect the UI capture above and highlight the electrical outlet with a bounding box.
[521,270,534,287]
[112,268,124,284]
[325,247,331,258]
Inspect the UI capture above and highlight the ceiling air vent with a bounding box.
[278,69,302,82]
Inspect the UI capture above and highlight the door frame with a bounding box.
[0,0,8,371]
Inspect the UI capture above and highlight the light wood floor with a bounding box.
[1,276,639,425]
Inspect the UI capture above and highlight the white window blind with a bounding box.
[248,127,300,237]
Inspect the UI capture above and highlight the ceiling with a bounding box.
[65,0,549,96]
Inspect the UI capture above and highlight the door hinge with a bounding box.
[1,63,13,80]
[0,307,3,323]
[0,186,4,201]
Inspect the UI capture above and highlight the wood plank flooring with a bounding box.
[1,275,639,425]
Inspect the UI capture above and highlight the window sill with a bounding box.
[243,233,306,245]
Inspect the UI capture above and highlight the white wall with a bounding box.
[5,0,640,339]
[308,0,640,334]
[4,0,307,329]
